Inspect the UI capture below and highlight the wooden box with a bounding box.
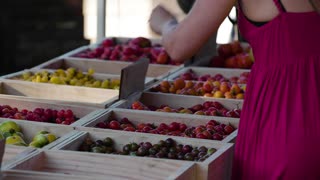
[145,79,246,100]
[2,146,35,168]
[52,130,234,180]
[0,118,76,149]
[58,46,88,59]
[1,170,95,180]
[167,67,250,82]
[77,108,238,143]
[3,150,196,180]
[0,96,104,126]
[113,92,243,115]
[191,42,252,67]
[0,79,119,108]
[32,57,182,80]
[1,68,124,85]
[62,37,187,77]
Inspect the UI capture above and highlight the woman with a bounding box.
[149,0,320,179]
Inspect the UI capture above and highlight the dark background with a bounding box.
[0,0,89,75]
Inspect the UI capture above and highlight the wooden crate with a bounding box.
[191,42,251,67]
[70,37,161,57]
[2,146,36,168]
[32,57,182,80]
[0,118,76,149]
[145,79,246,100]
[77,108,238,143]
[1,68,123,84]
[4,150,196,180]
[63,36,187,76]
[52,130,234,180]
[0,79,119,108]
[0,96,104,126]
[92,37,162,48]
[113,92,243,115]
[58,46,88,59]
[167,67,250,81]
[1,170,94,180]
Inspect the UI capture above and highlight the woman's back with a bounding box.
[233,0,320,179]
[238,0,319,65]
[241,0,316,22]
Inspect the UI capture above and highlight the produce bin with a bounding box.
[0,79,118,108]
[113,92,243,118]
[0,96,104,126]
[166,67,250,83]
[76,108,239,143]
[0,118,76,149]
[33,57,182,80]
[3,149,196,180]
[52,130,234,180]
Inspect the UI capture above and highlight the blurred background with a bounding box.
[0,0,235,75]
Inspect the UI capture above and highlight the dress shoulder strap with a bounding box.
[273,0,286,13]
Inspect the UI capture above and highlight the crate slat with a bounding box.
[2,170,94,180]
[5,150,196,180]
[52,130,234,180]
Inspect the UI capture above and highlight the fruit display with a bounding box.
[33,58,180,80]
[0,105,78,125]
[150,78,245,99]
[29,130,57,148]
[72,37,182,65]
[0,120,57,148]
[79,136,216,162]
[130,100,241,118]
[95,117,236,140]
[210,41,254,69]
[18,68,121,89]
[177,69,250,84]
[2,150,197,180]
[0,80,120,109]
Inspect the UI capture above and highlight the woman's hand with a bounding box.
[149,5,177,34]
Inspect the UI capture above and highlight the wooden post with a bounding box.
[97,0,106,43]
[0,139,5,178]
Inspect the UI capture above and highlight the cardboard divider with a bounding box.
[119,58,149,100]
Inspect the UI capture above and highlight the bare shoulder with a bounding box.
[241,0,315,22]
[240,0,279,22]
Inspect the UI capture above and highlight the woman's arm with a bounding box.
[150,0,236,62]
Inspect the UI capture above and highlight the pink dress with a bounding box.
[233,0,320,179]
